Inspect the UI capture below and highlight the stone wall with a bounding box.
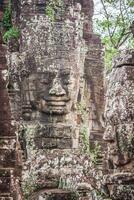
[103,50,134,199]
[1,0,133,199]
[3,0,104,199]
[0,3,22,199]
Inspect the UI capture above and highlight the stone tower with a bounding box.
[103,50,134,199]
[2,0,104,199]
[0,2,22,199]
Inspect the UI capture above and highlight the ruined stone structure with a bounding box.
[3,0,104,199]
[0,6,22,200]
[0,0,107,200]
[1,0,134,200]
[104,50,134,199]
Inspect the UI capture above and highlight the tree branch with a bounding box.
[100,0,115,46]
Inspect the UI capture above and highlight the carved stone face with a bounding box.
[104,123,134,167]
[30,63,80,115]
[104,64,134,168]
[20,0,85,118]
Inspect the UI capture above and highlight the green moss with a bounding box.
[58,177,77,190]
[45,0,63,21]
[77,102,101,165]
[2,0,12,30]
[1,1,20,44]
[0,139,4,145]
[21,172,37,200]
[46,4,55,21]
[3,26,20,43]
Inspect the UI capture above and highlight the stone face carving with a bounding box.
[7,0,104,199]
[104,50,134,168]
[104,50,134,199]
[26,62,82,116]
[17,1,89,198]
[36,66,78,115]
[19,1,86,122]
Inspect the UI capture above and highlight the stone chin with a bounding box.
[37,99,69,115]
[110,153,131,167]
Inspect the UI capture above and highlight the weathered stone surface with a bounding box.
[0,198,13,200]
[113,49,134,68]
[104,50,134,199]
[6,0,104,199]
[30,189,80,200]
[0,170,11,193]
[0,2,22,199]
[2,0,134,199]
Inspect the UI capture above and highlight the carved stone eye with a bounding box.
[61,71,70,85]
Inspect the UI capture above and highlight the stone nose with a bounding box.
[49,78,66,96]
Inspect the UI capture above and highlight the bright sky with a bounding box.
[94,0,102,16]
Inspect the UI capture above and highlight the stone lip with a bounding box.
[30,187,92,200]
[104,173,134,184]
[113,49,134,68]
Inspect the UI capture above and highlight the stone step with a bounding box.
[0,149,16,168]
[0,167,14,170]
[0,136,16,139]
[30,189,82,200]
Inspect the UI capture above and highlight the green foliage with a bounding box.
[45,0,63,21]
[46,5,55,21]
[91,188,109,200]
[94,0,134,70]
[21,172,37,200]
[3,26,20,43]
[103,38,119,71]
[77,103,101,165]
[58,177,77,191]
[58,177,79,199]
[81,125,90,153]
[90,142,102,165]
[2,0,12,30]
[1,1,20,44]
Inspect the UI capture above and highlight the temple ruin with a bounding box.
[0,0,133,200]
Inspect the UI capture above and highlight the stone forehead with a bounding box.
[36,59,81,72]
[37,66,79,73]
[43,63,77,70]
